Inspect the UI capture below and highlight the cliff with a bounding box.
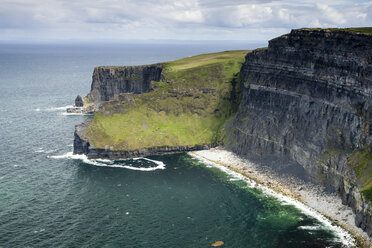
[85,64,163,107]
[225,28,372,236]
[74,50,247,158]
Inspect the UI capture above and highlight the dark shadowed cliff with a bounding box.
[225,28,372,236]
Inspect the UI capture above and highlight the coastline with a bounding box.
[188,147,372,248]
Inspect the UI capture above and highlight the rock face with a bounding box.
[86,64,163,105]
[73,118,92,154]
[226,29,372,235]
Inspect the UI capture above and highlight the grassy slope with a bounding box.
[85,50,248,151]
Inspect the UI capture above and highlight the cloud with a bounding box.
[0,0,371,41]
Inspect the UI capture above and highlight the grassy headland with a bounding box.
[84,50,248,151]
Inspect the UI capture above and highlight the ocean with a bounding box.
[0,42,353,247]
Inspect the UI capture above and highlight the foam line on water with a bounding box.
[189,152,356,247]
[49,152,166,171]
[298,225,322,230]
[46,105,74,111]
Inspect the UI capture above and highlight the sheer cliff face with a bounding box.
[86,64,163,105]
[226,29,372,235]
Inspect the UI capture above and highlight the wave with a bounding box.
[34,105,74,112]
[60,112,91,116]
[49,152,166,171]
[298,225,322,230]
[46,105,74,111]
[35,148,58,154]
[35,148,44,153]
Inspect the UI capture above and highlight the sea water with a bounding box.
[0,42,353,247]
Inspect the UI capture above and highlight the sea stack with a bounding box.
[75,95,83,107]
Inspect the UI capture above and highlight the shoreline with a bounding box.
[188,147,371,248]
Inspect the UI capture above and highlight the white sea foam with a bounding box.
[45,149,57,154]
[35,148,44,153]
[35,108,41,112]
[46,105,74,111]
[189,152,356,247]
[298,225,322,230]
[49,152,166,171]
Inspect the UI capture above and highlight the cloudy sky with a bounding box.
[1,0,371,42]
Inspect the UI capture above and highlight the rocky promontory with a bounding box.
[73,51,247,158]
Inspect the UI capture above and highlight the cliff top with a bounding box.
[296,27,372,35]
[94,63,163,70]
[165,50,249,71]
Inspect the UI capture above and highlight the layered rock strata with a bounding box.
[226,29,372,236]
[86,64,163,105]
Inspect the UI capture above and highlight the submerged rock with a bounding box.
[211,241,224,247]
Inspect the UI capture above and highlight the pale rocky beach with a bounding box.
[189,147,372,248]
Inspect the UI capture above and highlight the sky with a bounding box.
[0,0,371,42]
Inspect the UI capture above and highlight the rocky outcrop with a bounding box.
[86,64,163,105]
[75,95,83,107]
[73,118,92,154]
[226,29,372,236]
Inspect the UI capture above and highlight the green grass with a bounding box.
[164,50,248,71]
[85,50,249,151]
[347,147,372,201]
[302,27,372,34]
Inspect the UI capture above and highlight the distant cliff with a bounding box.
[225,28,372,236]
[85,64,163,107]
